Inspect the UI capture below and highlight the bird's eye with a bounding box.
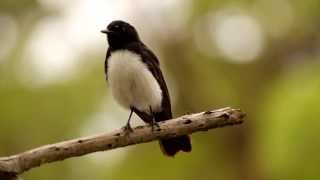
[114,25,119,29]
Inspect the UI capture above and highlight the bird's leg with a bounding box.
[149,106,159,132]
[123,108,134,134]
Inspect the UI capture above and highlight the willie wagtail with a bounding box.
[101,20,191,156]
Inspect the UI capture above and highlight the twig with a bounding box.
[0,107,245,178]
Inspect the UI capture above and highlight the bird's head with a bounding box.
[101,20,140,49]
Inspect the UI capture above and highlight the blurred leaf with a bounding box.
[0,0,40,16]
[256,62,320,180]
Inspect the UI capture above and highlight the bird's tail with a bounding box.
[159,135,192,157]
[153,110,192,157]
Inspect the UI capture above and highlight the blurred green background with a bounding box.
[1,0,320,179]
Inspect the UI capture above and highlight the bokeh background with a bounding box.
[1,0,320,179]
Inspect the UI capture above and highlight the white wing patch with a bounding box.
[107,50,162,113]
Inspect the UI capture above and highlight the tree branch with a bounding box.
[0,107,245,179]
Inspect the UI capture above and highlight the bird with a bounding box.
[101,20,191,157]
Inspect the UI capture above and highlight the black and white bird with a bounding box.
[101,20,191,157]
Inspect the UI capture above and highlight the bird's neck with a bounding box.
[108,41,141,52]
[107,36,140,50]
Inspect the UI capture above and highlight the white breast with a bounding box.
[107,50,163,113]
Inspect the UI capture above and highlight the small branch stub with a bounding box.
[0,107,245,178]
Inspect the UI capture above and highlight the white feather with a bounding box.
[107,50,162,113]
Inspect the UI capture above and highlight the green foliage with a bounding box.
[0,0,39,16]
[257,62,320,180]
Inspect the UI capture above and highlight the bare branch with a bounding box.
[0,107,245,177]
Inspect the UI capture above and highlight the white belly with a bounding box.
[107,50,162,113]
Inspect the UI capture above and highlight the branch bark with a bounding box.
[0,107,245,179]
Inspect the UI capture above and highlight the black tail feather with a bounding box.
[159,135,192,157]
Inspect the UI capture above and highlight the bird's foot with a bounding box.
[151,119,160,132]
[122,123,133,135]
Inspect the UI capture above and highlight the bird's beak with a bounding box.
[101,29,110,34]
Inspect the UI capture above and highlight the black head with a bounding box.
[101,20,140,49]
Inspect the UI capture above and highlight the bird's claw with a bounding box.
[151,120,160,132]
[122,124,133,135]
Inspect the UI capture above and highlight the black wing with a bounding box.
[126,42,172,123]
